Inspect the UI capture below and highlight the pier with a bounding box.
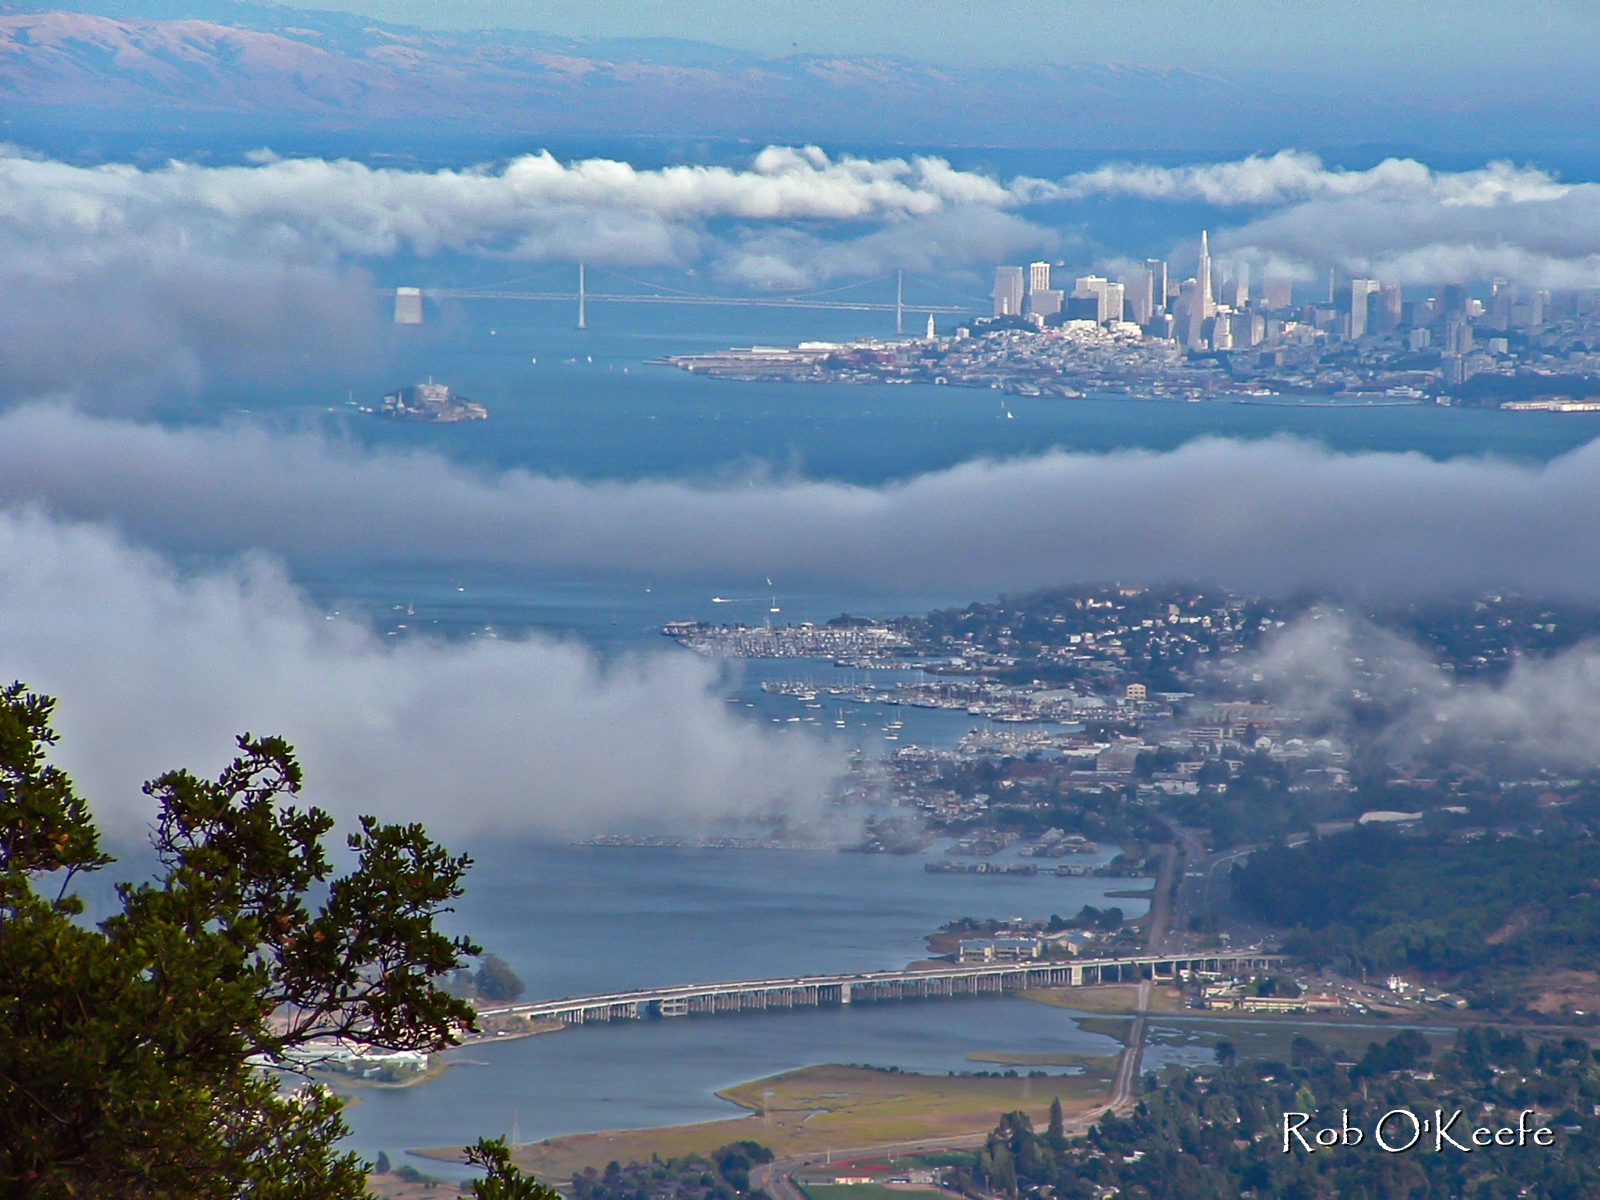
[479,951,1285,1026]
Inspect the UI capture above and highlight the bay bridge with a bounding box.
[478,950,1285,1026]
[393,266,982,335]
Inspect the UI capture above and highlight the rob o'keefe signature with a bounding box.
[1282,1109,1561,1153]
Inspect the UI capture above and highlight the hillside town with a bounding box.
[667,585,1600,854]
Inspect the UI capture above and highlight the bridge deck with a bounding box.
[480,951,1285,1025]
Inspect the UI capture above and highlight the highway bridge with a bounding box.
[394,268,979,333]
[479,951,1285,1026]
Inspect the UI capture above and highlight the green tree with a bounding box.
[474,953,526,1003]
[466,1140,564,1200]
[0,682,512,1198]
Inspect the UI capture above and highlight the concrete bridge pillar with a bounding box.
[839,982,852,1004]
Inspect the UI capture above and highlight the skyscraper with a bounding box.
[1070,276,1113,323]
[1378,283,1402,333]
[1180,278,1206,349]
[1121,268,1155,324]
[1350,278,1379,338]
[1028,262,1052,294]
[1229,261,1250,309]
[1104,282,1126,324]
[1146,259,1168,315]
[1197,231,1215,319]
[992,267,1025,317]
[1263,273,1293,311]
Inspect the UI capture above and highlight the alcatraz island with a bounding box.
[366,380,488,423]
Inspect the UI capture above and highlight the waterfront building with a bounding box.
[992,266,1025,317]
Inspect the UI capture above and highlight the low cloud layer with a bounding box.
[1252,611,1600,772]
[6,405,1600,600]
[0,506,837,841]
[11,145,1600,402]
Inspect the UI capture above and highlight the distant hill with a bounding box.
[0,4,1284,148]
[0,2,1592,153]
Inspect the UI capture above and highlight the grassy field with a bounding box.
[1019,983,1189,1015]
[424,1063,1118,1180]
[1141,1015,1458,1065]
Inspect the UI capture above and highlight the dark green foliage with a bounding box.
[0,683,498,1199]
[376,1151,392,1174]
[1233,826,1600,977]
[569,1142,773,1200]
[467,1139,564,1200]
[956,1030,1600,1199]
[475,953,526,1002]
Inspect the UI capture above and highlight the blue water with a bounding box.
[336,840,1145,1170]
[177,281,1600,1166]
[254,301,1600,487]
[443,843,1145,1002]
[257,296,1600,656]
[348,998,1120,1180]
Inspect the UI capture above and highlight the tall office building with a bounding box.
[992,266,1025,317]
[1180,278,1206,349]
[1350,279,1380,338]
[1197,231,1215,319]
[1104,282,1126,324]
[1026,288,1064,319]
[1263,273,1293,311]
[1145,259,1168,315]
[1070,275,1112,322]
[1023,260,1063,319]
[1228,261,1250,309]
[1378,283,1402,333]
[1121,268,1155,324]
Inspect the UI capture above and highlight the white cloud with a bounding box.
[1250,611,1600,771]
[1050,151,1569,209]
[8,143,1600,402]
[7,406,1600,601]
[0,507,839,841]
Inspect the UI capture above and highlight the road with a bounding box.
[746,833,1214,1198]
[1108,980,1151,1109]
